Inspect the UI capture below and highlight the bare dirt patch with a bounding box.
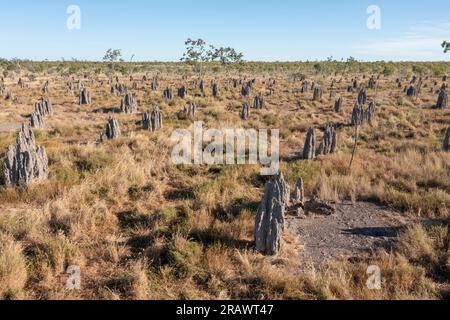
[0,123,21,133]
[287,201,412,266]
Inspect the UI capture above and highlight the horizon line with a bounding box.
[2,59,450,64]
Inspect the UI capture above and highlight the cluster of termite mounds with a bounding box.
[142,107,163,132]
[2,71,449,252]
[99,75,167,141]
[111,83,128,96]
[405,76,423,98]
[4,75,160,187]
[18,78,29,89]
[351,101,376,127]
[302,125,338,160]
[99,105,164,142]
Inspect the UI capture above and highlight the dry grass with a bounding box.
[0,63,449,300]
[0,234,28,299]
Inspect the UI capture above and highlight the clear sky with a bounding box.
[1,0,450,61]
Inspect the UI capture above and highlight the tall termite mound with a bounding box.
[3,124,49,186]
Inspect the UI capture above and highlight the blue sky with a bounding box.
[1,0,450,61]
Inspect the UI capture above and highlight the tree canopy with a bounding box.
[103,49,123,63]
[180,38,244,74]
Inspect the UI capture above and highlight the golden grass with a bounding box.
[0,65,448,299]
[0,233,28,299]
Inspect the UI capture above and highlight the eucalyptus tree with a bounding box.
[103,49,123,74]
[180,38,210,76]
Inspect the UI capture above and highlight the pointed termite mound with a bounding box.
[292,177,305,205]
[163,87,173,100]
[329,90,336,99]
[29,111,45,129]
[35,97,53,117]
[151,77,159,91]
[212,83,219,97]
[406,85,416,97]
[317,124,337,156]
[42,80,49,94]
[178,86,188,98]
[111,83,127,96]
[406,78,422,98]
[303,127,316,160]
[444,126,450,152]
[3,124,49,186]
[241,84,251,97]
[365,100,376,124]
[66,81,73,93]
[352,101,376,126]
[301,80,308,93]
[334,97,343,113]
[367,76,377,89]
[436,89,448,109]
[313,87,323,101]
[30,97,53,129]
[101,116,121,141]
[199,79,205,95]
[79,88,91,105]
[357,87,367,105]
[253,94,265,109]
[18,78,28,89]
[352,104,363,126]
[120,93,138,114]
[142,107,163,132]
[241,102,250,120]
[184,102,197,119]
[254,172,290,256]
[4,91,14,101]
